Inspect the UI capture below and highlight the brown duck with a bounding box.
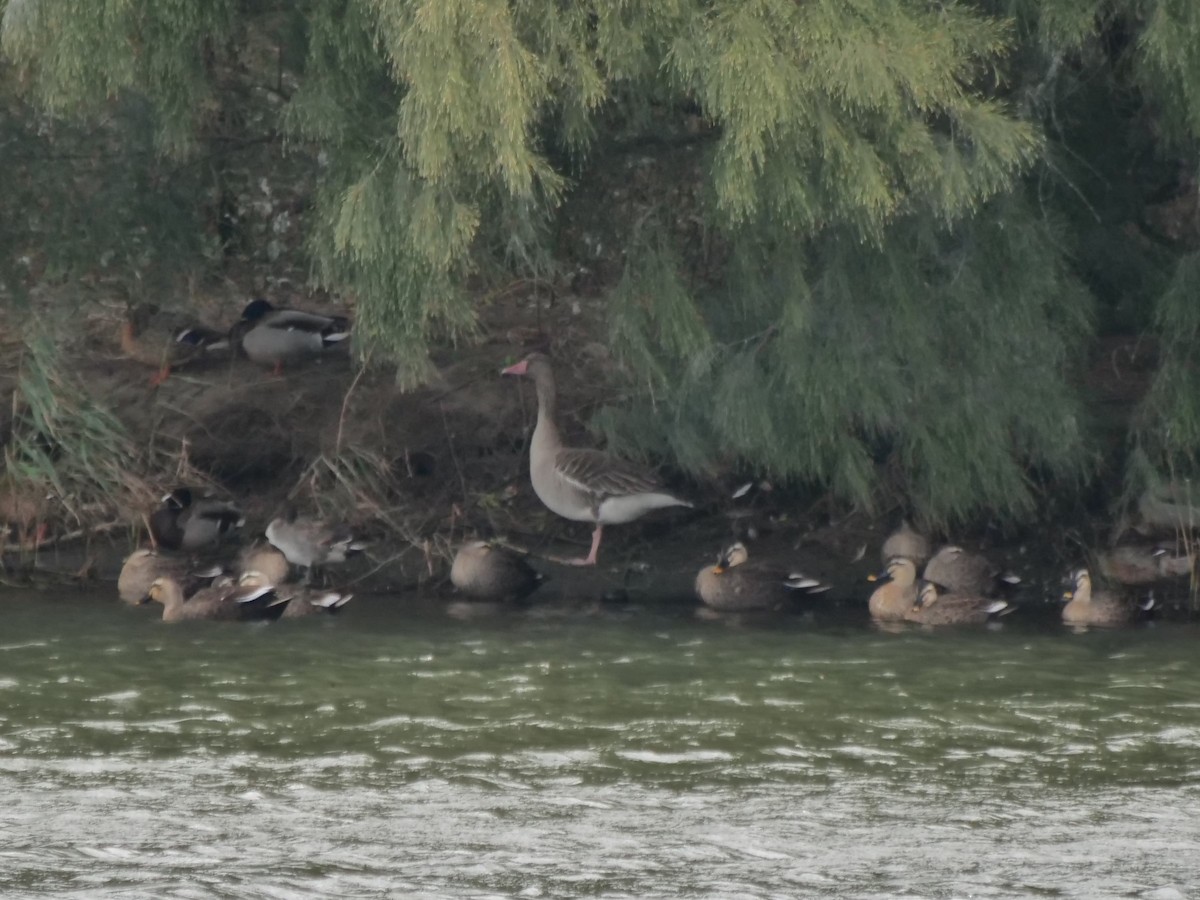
[450,541,543,602]
[501,353,691,566]
[868,556,920,622]
[1062,568,1154,627]
[880,520,930,568]
[694,542,827,611]
[117,548,223,605]
[141,575,291,622]
[1097,545,1192,585]
[923,545,1018,595]
[903,581,1010,626]
[236,570,353,618]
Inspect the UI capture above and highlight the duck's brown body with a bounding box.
[142,576,290,622]
[695,542,825,611]
[1062,569,1151,627]
[881,521,930,568]
[118,548,221,605]
[868,557,919,621]
[903,582,1009,626]
[1097,545,1192,585]
[923,545,1009,595]
[450,541,543,602]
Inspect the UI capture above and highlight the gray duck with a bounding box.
[149,488,244,553]
[265,511,365,580]
[231,298,351,372]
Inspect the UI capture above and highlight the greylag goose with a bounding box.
[903,581,1010,626]
[231,298,350,372]
[880,519,930,567]
[501,353,691,566]
[1062,568,1154,627]
[117,548,223,605]
[149,488,244,552]
[265,511,365,580]
[141,575,291,622]
[236,570,353,618]
[450,540,543,602]
[694,542,827,611]
[867,556,920,621]
[922,545,1019,595]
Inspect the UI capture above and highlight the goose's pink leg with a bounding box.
[572,525,603,566]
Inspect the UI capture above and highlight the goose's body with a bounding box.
[695,542,827,611]
[923,545,1015,595]
[117,548,223,605]
[868,557,920,622]
[450,541,543,602]
[141,575,290,622]
[903,582,1010,626]
[237,570,353,618]
[120,303,229,385]
[266,513,365,576]
[232,299,351,370]
[1098,545,1192,585]
[501,353,691,565]
[881,520,930,568]
[149,488,244,552]
[1063,568,1153,627]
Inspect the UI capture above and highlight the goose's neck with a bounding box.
[531,369,563,452]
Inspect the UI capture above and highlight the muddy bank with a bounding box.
[0,288,1196,617]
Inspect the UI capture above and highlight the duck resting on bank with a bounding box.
[265,511,365,582]
[450,540,544,603]
[880,519,931,568]
[922,545,1019,596]
[120,303,230,386]
[501,353,691,566]
[149,488,244,553]
[231,298,351,373]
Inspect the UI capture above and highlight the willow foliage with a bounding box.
[5,0,1200,524]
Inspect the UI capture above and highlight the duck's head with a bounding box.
[240,298,275,322]
[869,556,917,585]
[713,542,749,574]
[142,576,176,606]
[1063,568,1091,602]
[914,580,940,611]
[161,487,194,510]
[238,570,271,588]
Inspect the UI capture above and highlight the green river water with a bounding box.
[1,591,1198,899]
